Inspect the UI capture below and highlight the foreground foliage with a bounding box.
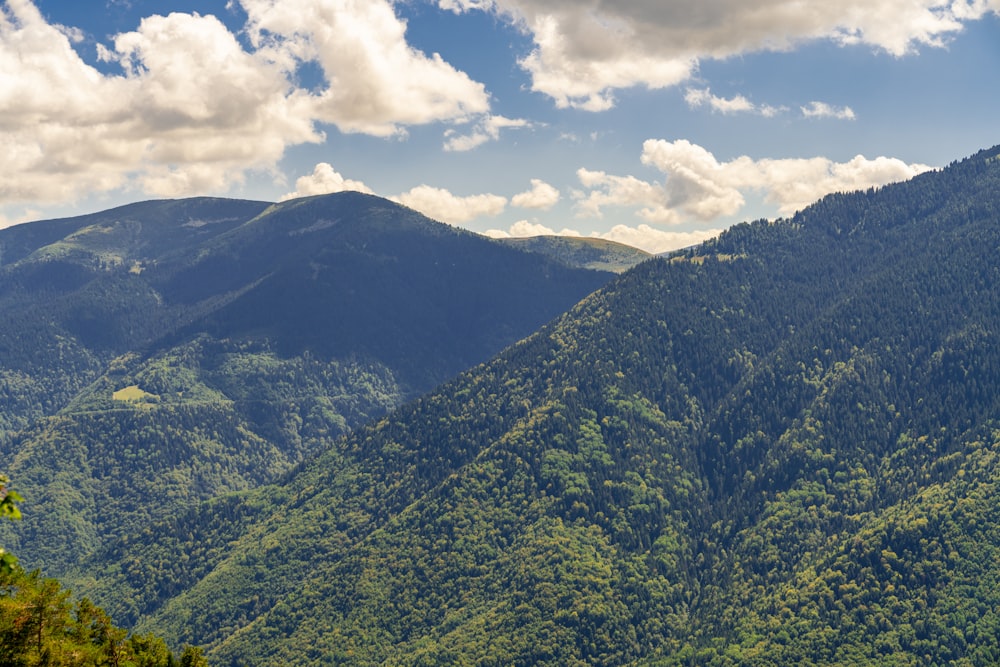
[0,567,208,667]
[0,475,23,574]
[0,478,206,666]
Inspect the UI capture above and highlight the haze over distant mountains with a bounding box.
[8,146,1000,665]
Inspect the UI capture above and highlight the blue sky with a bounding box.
[2,0,998,251]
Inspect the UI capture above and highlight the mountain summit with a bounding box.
[0,192,611,575]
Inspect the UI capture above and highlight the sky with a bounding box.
[1,0,998,252]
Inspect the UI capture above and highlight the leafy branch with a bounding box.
[1,473,24,574]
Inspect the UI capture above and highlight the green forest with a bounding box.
[2,475,206,666]
[6,147,1000,664]
[0,192,609,577]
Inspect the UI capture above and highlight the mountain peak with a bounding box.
[75,143,1000,665]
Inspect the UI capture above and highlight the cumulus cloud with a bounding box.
[280,162,374,200]
[443,114,531,152]
[0,0,491,208]
[685,88,785,117]
[511,179,560,209]
[574,169,679,224]
[801,101,857,119]
[1,4,315,203]
[392,185,507,224]
[241,0,489,137]
[484,219,581,238]
[441,0,999,109]
[282,164,548,224]
[483,219,721,253]
[575,139,933,223]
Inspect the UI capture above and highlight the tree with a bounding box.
[0,475,203,665]
[0,474,23,574]
[180,645,209,667]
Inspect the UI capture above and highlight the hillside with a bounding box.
[497,236,652,273]
[0,197,271,442]
[0,193,611,576]
[68,146,1000,665]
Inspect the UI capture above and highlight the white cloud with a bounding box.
[392,185,507,223]
[740,152,932,213]
[511,179,560,209]
[575,139,933,223]
[0,4,321,203]
[801,101,857,119]
[685,88,787,117]
[280,163,374,200]
[484,219,581,238]
[442,0,998,109]
[685,88,754,114]
[443,114,531,152]
[0,0,492,208]
[573,169,679,224]
[483,219,721,253]
[53,23,84,43]
[241,0,490,136]
[597,224,722,254]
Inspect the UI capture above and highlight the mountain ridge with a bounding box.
[9,146,1000,664]
[497,235,653,273]
[0,192,613,581]
[69,145,1000,664]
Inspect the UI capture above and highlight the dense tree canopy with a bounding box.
[0,476,205,666]
[8,147,1000,664]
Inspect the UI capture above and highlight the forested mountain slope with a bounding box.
[79,145,1000,665]
[0,197,270,442]
[0,193,611,577]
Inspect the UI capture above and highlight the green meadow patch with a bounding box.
[112,384,159,405]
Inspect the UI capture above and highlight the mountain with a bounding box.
[65,146,1000,665]
[0,197,271,441]
[497,236,652,273]
[0,193,612,576]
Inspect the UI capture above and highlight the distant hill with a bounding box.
[0,193,612,576]
[71,145,1000,665]
[497,235,651,273]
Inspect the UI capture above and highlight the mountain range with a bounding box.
[6,146,1000,665]
[0,193,611,576]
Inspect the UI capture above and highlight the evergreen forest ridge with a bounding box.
[5,145,1000,664]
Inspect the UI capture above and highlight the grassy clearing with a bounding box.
[112,385,159,404]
